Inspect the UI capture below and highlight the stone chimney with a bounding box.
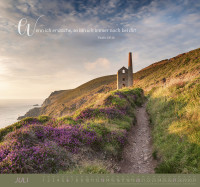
[128,52,133,87]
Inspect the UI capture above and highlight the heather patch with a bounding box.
[0,140,73,173]
[0,123,100,173]
[75,107,126,121]
[0,117,41,142]
[0,88,144,173]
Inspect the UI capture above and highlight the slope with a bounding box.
[39,48,200,118]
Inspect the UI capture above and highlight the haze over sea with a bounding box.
[0,99,43,129]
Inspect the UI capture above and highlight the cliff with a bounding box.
[17,107,41,120]
[19,48,200,119]
[1,47,200,174]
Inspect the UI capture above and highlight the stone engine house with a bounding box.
[117,52,133,89]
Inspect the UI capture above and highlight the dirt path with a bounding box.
[119,102,157,173]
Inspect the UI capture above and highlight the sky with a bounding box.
[0,0,200,99]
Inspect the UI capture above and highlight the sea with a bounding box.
[0,99,43,129]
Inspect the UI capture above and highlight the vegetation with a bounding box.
[132,48,200,173]
[39,48,200,118]
[1,47,200,174]
[147,77,200,173]
[40,75,116,117]
[0,88,144,174]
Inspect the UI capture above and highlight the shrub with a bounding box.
[0,118,40,142]
[0,140,73,173]
[57,116,77,125]
[38,116,51,123]
[0,123,101,173]
[75,108,126,121]
[0,87,145,173]
[61,162,109,174]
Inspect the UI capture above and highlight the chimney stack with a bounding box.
[128,52,133,87]
[128,52,132,67]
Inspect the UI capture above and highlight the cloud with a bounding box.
[84,58,111,71]
[0,0,200,99]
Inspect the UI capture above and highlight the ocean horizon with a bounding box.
[0,99,43,129]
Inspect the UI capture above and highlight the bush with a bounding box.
[75,108,126,121]
[38,116,51,123]
[0,87,145,173]
[61,162,109,174]
[0,118,40,142]
[0,140,73,173]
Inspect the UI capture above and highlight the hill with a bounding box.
[28,47,200,173]
[0,47,200,174]
[36,48,200,118]
[0,88,144,173]
[134,47,200,173]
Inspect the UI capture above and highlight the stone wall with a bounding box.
[117,66,128,89]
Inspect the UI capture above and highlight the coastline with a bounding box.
[0,99,43,129]
[17,107,41,120]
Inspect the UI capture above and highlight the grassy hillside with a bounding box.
[0,88,144,173]
[133,48,200,173]
[133,48,200,91]
[147,77,200,173]
[40,48,200,118]
[1,47,200,174]
[40,75,116,117]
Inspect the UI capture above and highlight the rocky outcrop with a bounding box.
[42,97,51,107]
[42,90,69,107]
[33,104,39,106]
[17,107,41,120]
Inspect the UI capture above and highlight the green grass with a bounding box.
[60,161,109,174]
[0,117,38,142]
[41,47,200,173]
[147,77,200,173]
[0,87,144,174]
[127,48,200,173]
[134,48,200,91]
[73,87,144,161]
[67,87,143,172]
[37,115,51,123]
[2,47,200,173]
[39,48,200,120]
[40,75,117,116]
